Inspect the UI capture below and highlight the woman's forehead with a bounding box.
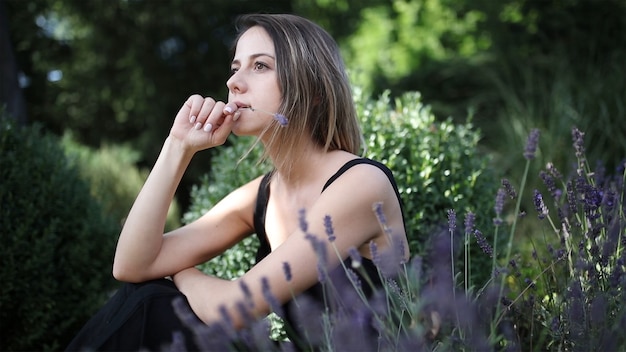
[233,26,275,59]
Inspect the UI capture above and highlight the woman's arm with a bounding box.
[112,95,249,282]
[173,163,407,327]
[112,137,192,282]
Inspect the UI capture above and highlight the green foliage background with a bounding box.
[6,0,625,208]
[61,134,181,231]
[2,0,625,349]
[0,117,119,351]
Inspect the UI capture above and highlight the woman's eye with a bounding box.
[254,62,268,71]
[230,67,239,75]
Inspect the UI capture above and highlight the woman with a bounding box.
[67,13,408,351]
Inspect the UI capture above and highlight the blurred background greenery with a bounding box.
[4,0,624,209]
[1,0,625,350]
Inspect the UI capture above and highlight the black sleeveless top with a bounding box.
[252,158,405,343]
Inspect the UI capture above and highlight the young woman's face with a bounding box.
[227,26,281,136]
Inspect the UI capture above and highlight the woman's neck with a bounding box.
[268,141,328,188]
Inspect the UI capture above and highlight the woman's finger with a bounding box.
[210,113,234,144]
[223,102,238,115]
[187,94,206,124]
[203,101,227,133]
[193,97,216,130]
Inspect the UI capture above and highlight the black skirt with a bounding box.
[65,279,204,351]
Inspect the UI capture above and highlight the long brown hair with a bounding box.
[234,14,363,173]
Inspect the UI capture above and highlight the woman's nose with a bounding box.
[226,71,246,94]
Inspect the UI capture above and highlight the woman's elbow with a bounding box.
[112,260,143,283]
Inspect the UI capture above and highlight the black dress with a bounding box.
[253,158,406,347]
[66,158,405,351]
[65,279,204,351]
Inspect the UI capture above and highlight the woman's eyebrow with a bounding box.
[231,53,276,66]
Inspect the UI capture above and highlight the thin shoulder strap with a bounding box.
[322,158,394,191]
[321,158,406,224]
[254,172,272,263]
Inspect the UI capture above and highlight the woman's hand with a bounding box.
[170,94,239,152]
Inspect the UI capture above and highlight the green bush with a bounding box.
[357,89,499,284]
[0,118,119,351]
[61,134,181,231]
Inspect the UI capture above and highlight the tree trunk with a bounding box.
[0,0,27,124]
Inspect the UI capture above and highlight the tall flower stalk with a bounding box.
[490,128,540,341]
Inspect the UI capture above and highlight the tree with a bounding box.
[5,0,292,209]
[1,0,28,124]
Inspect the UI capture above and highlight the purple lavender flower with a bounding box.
[546,162,562,179]
[304,233,329,284]
[239,281,252,301]
[583,186,602,220]
[533,189,549,219]
[218,305,234,329]
[235,301,255,326]
[396,238,407,264]
[410,255,423,278]
[474,230,493,257]
[173,297,228,350]
[373,202,388,228]
[540,170,559,199]
[370,241,380,267]
[572,127,585,160]
[324,215,335,242]
[447,209,456,233]
[283,261,292,282]
[523,128,540,159]
[464,211,475,235]
[566,180,578,217]
[493,188,505,225]
[247,106,289,126]
[501,178,517,199]
[316,262,327,283]
[387,278,401,297]
[550,316,561,334]
[298,208,308,233]
[603,189,616,209]
[261,277,282,315]
[348,246,362,269]
[609,266,622,290]
[493,267,502,279]
[556,248,566,260]
[304,234,328,278]
[346,268,361,289]
[273,113,288,126]
[168,331,186,351]
[494,188,505,216]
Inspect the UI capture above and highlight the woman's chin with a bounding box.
[232,123,265,137]
[231,127,254,137]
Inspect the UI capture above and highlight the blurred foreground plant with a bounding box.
[176,122,623,350]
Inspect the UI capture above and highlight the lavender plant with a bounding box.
[174,125,623,351]
[488,127,626,351]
